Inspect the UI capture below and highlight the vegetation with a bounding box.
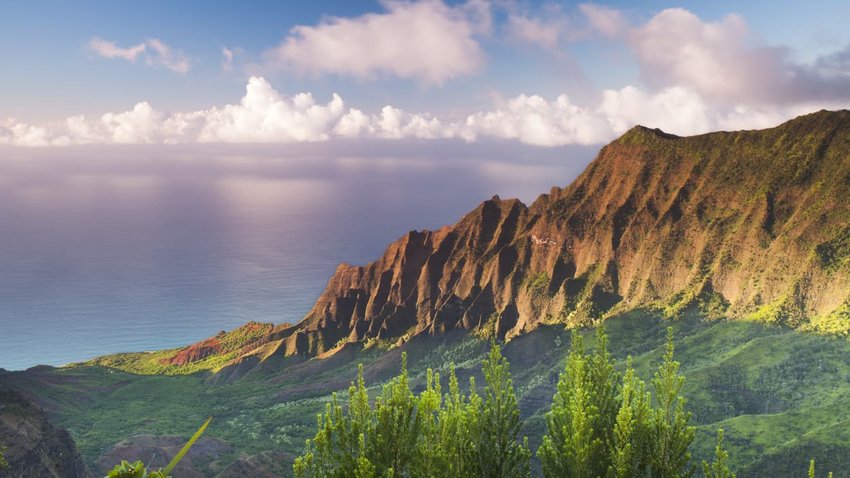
[293,344,531,478]
[0,445,7,470]
[294,326,739,477]
[5,314,850,476]
[104,417,211,478]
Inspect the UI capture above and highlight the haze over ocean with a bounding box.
[0,141,593,370]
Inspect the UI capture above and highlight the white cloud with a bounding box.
[464,94,613,146]
[88,38,146,61]
[195,77,346,142]
[88,37,190,74]
[1,77,846,148]
[264,0,485,84]
[222,47,236,72]
[609,7,850,106]
[144,39,190,74]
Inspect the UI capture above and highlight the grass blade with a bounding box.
[162,416,212,475]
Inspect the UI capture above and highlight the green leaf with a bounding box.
[162,416,212,475]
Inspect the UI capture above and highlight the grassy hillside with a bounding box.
[3,314,849,476]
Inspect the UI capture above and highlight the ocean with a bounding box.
[0,141,593,370]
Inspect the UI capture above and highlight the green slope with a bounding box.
[3,314,849,476]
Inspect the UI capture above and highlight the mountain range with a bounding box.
[128,109,850,376]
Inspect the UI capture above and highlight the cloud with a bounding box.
[88,38,190,73]
[144,39,190,74]
[579,3,628,39]
[194,77,346,142]
[264,0,485,84]
[1,76,846,148]
[222,47,237,72]
[611,7,850,106]
[505,15,561,49]
[464,94,613,146]
[88,38,146,61]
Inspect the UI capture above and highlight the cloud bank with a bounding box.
[1,76,833,148]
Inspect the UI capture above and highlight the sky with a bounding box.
[2,0,850,147]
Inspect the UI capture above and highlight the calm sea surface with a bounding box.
[0,141,593,370]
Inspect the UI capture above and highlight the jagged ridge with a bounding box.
[157,110,850,369]
[249,110,850,360]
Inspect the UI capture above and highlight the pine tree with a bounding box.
[475,341,532,478]
[538,330,600,478]
[294,364,377,478]
[608,357,652,478]
[701,429,735,478]
[539,328,621,478]
[650,327,695,478]
[437,366,478,477]
[371,353,420,477]
[413,368,443,477]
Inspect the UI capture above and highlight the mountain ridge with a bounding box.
[91,109,850,374]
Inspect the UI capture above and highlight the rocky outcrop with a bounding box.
[0,388,87,478]
[160,321,275,367]
[243,110,850,360]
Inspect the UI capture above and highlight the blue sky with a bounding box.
[2,0,850,146]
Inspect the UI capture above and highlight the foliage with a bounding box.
[539,326,695,478]
[701,429,735,478]
[10,314,850,475]
[294,344,530,478]
[0,445,7,471]
[104,417,211,478]
[477,342,533,477]
[807,459,833,478]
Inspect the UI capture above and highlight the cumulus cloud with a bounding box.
[88,37,190,73]
[264,0,485,84]
[0,76,846,148]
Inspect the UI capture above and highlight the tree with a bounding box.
[650,327,695,478]
[538,328,619,478]
[370,354,420,476]
[608,357,652,478]
[295,344,530,478]
[475,341,532,478]
[701,429,735,478]
[293,364,377,478]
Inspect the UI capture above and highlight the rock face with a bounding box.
[0,388,87,478]
[245,110,850,359]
